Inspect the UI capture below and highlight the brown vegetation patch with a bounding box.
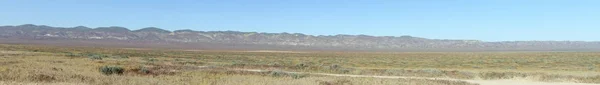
[29,74,56,82]
[0,61,20,65]
[125,64,204,76]
[317,79,353,85]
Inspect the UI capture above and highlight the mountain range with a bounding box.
[1,24,599,51]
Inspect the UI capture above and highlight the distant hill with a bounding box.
[1,24,600,51]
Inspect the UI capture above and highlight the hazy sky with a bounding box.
[1,0,599,41]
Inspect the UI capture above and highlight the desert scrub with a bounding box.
[295,63,308,69]
[112,55,129,59]
[329,64,341,70]
[318,79,353,85]
[88,55,103,60]
[139,66,150,74]
[65,52,82,57]
[100,66,124,75]
[142,57,158,62]
[269,70,287,77]
[291,73,308,79]
[327,64,352,74]
[232,62,246,66]
[268,62,282,67]
[87,53,108,60]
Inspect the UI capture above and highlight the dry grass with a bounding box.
[0,44,478,85]
[0,44,599,84]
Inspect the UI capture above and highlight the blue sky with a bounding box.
[1,0,599,41]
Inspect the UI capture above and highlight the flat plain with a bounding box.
[0,44,599,85]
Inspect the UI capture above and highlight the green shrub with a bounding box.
[113,55,129,59]
[269,70,287,77]
[139,66,150,74]
[291,73,308,79]
[86,53,108,57]
[420,68,443,74]
[318,79,353,85]
[329,64,341,69]
[86,53,109,60]
[149,58,158,62]
[88,55,103,60]
[65,53,82,57]
[100,66,124,75]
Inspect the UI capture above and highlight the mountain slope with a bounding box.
[1,24,599,51]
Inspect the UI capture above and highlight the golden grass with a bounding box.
[0,44,478,85]
[0,44,599,84]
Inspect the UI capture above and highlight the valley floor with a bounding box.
[0,44,599,85]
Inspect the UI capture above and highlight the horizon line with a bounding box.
[3,24,599,42]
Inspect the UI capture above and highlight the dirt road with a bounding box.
[207,66,599,85]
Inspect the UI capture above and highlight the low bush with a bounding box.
[139,66,150,74]
[88,55,103,60]
[269,70,287,77]
[87,53,108,60]
[318,79,353,85]
[329,64,341,69]
[100,66,124,75]
[112,55,129,59]
[291,73,308,79]
[65,53,82,57]
[295,63,308,69]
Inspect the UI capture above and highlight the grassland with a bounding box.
[0,44,599,85]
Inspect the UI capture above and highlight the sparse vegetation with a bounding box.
[1,44,599,85]
[112,55,129,59]
[88,55,103,60]
[65,52,80,57]
[100,66,124,75]
[138,66,151,74]
[295,63,308,69]
[318,79,353,85]
[291,73,308,79]
[269,70,287,77]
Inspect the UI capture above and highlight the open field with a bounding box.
[0,44,599,85]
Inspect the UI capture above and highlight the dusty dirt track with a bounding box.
[204,66,600,85]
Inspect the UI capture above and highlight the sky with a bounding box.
[1,0,599,41]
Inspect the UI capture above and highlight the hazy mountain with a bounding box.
[1,24,600,51]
